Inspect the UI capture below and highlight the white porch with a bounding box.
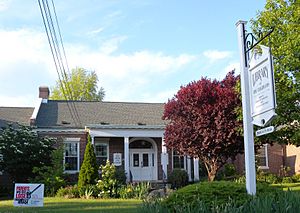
[87,125,199,182]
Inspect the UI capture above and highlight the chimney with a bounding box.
[39,86,49,100]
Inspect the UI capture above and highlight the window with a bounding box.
[95,142,108,166]
[257,144,268,169]
[173,150,185,169]
[64,138,80,173]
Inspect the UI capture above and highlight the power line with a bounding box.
[38,0,82,127]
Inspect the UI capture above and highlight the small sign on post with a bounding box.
[14,183,44,207]
[256,126,275,137]
[113,153,122,166]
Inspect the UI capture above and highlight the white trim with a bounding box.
[63,139,80,174]
[36,128,85,133]
[129,137,158,181]
[30,98,43,121]
[124,137,129,182]
[65,138,81,142]
[194,158,200,181]
[258,144,269,169]
[89,128,164,138]
[187,156,192,181]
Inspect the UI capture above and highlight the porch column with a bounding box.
[161,138,168,180]
[187,156,192,182]
[124,137,130,182]
[91,135,95,145]
[194,158,200,182]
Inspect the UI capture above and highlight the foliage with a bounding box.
[143,190,300,213]
[281,176,294,184]
[256,171,281,184]
[0,124,55,182]
[168,169,189,189]
[31,144,66,196]
[56,185,80,198]
[251,0,300,145]
[292,174,300,182]
[78,135,99,189]
[163,71,243,181]
[164,181,279,210]
[50,67,105,101]
[217,163,238,180]
[97,160,124,198]
[115,167,127,186]
[119,182,151,199]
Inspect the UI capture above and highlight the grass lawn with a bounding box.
[0,197,142,213]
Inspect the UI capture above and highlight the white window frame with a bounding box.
[63,138,80,174]
[257,144,269,169]
[95,140,109,166]
[172,149,186,170]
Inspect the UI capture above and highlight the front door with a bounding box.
[130,150,155,181]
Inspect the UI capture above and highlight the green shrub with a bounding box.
[78,136,98,189]
[164,181,279,210]
[142,190,300,213]
[282,176,294,184]
[216,163,237,180]
[292,174,300,182]
[115,167,127,185]
[97,160,124,198]
[56,185,80,198]
[168,169,188,189]
[31,145,66,196]
[119,182,151,199]
[79,184,100,199]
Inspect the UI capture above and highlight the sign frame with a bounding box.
[249,45,276,127]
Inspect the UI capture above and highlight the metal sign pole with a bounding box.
[236,20,256,195]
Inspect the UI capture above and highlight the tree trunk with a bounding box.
[203,160,219,182]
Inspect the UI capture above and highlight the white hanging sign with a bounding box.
[113,153,122,166]
[249,45,276,127]
[14,183,44,207]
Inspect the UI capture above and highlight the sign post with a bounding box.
[236,20,256,195]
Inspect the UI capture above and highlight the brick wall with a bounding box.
[285,144,300,175]
[234,143,285,175]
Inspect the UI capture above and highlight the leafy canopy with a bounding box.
[0,124,55,182]
[251,0,300,145]
[163,71,243,181]
[51,67,105,101]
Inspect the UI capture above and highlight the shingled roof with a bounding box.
[35,100,166,129]
[0,107,34,128]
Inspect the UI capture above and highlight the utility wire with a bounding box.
[38,0,81,127]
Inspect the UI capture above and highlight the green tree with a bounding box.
[251,0,300,145]
[51,67,105,101]
[31,144,66,196]
[0,124,55,182]
[78,135,98,189]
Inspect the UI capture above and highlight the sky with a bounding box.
[0,0,266,107]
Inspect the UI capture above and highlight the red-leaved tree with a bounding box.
[163,71,243,181]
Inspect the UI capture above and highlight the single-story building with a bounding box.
[29,87,200,182]
[0,86,299,186]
